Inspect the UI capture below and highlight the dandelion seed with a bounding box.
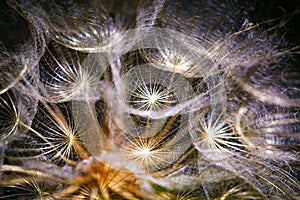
[0,168,59,200]
[11,0,116,53]
[234,102,299,161]
[190,110,243,161]
[0,2,46,95]
[0,90,19,141]
[6,102,90,166]
[202,179,265,200]
[0,87,36,143]
[38,43,108,103]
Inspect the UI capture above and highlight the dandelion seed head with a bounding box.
[1,0,299,199]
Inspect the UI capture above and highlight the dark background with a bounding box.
[0,0,299,51]
[256,0,300,46]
